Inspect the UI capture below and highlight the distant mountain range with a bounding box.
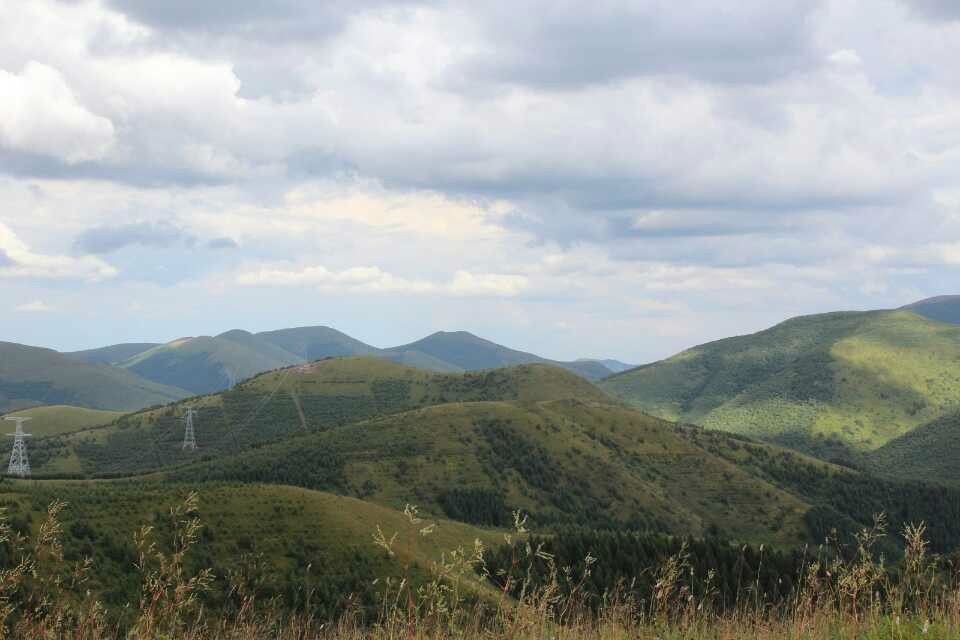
[0,341,188,413]
[0,326,630,413]
[902,295,960,325]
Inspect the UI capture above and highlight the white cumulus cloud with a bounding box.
[0,62,115,163]
[0,221,117,281]
[236,263,528,297]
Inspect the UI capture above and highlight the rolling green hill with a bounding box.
[1,405,123,436]
[118,331,305,395]
[170,398,815,545]
[29,358,611,476]
[0,341,189,414]
[600,310,960,456]
[21,355,960,554]
[64,342,159,365]
[864,411,960,485]
[578,358,636,373]
[383,331,613,380]
[903,295,960,325]
[165,397,960,553]
[0,480,498,619]
[256,325,380,360]
[91,327,616,398]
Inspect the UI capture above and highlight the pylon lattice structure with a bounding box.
[5,416,33,478]
[182,407,199,451]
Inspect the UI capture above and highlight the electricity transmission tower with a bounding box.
[5,417,32,478]
[182,408,198,451]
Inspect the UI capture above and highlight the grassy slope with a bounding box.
[169,396,960,555]
[902,295,960,325]
[119,331,304,395]
[1,405,123,436]
[0,480,498,611]
[0,341,189,414]
[30,358,611,476]
[384,331,612,381]
[170,399,815,546]
[601,310,960,455]
[256,326,380,360]
[63,343,159,365]
[18,355,960,556]
[865,411,960,484]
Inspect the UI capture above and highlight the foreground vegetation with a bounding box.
[3,487,960,639]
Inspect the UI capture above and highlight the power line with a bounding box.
[5,417,33,478]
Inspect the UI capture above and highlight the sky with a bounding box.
[2,0,960,363]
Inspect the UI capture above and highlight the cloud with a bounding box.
[236,263,528,297]
[455,0,822,89]
[6,0,960,362]
[0,62,115,164]
[0,222,117,281]
[74,221,193,254]
[206,237,239,249]
[903,0,960,20]
[15,300,55,313]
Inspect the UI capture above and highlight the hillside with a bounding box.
[256,325,380,360]
[383,331,613,380]
[118,331,304,395]
[170,399,814,545]
[865,411,960,485]
[601,310,960,456]
[29,358,611,476]
[75,326,618,399]
[0,341,189,414]
[578,358,636,373]
[903,295,960,325]
[0,480,498,618]
[18,352,960,556]
[1,405,123,436]
[64,343,159,365]
[168,398,960,553]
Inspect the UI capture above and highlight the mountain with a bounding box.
[902,295,960,325]
[0,341,189,414]
[117,330,305,395]
[256,325,380,360]
[31,358,612,476]
[578,358,636,373]
[64,343,159,365]
[383,331,614,380]
[64,327,618,400]
[600,309,960,457]
[28,356,960,554]
[169,397,960,552]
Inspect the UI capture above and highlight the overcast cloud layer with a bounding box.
[2,0,960,361]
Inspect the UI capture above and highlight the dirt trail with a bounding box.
[290,388,307,431]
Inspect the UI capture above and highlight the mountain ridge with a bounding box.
[600,309,960,459]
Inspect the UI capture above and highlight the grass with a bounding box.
[0,405,123,437]
[865,412,960,485]
[165,398,817,545]
[28,358,610,478]
[1,485,960,638]
[601,310,960,456]
[0,480,501,627]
